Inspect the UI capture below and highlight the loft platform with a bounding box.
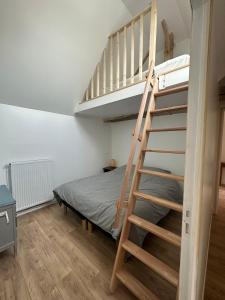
[74,55,190,121]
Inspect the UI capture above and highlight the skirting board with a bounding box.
[17,199,56,217]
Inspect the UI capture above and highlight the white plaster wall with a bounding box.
[0,0,131,115]
[111,113,186,176]
[0,104,110,188]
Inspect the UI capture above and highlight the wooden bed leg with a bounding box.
[64,205,68,215]
[87,221,93,234]
[82,219,87,230]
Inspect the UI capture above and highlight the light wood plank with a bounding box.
[109,6,151,38]
[155,85,188,97]
[128,215,181,247]
[130,21,135,83]
[139,14,144,80]
[116,269,159,300]
[138,168,184,181]
[142,149,185,154]
[151,105,188,116]
[123,26,127,87]
[149,0,157,67]
[122,240,179,287]
[91,77,94,99]
[147,127,186,132]
[103,49,106,94]
[96,64,100,97]
[134,191,183,212]
[110,36,113,91]
[116,32,120,89]
[85,89,89,101]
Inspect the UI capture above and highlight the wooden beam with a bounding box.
[161,19,174,61]
[139,14,144,80]
[91,77,94,99]
[130,21,135,83]
[135,50,149,76]
[104,112,147,123]
[103,49,106,94]
[149,0,157,67]
[116,32,120,89]
[109,6,151,38]
[96,64,100,97]
[110,36,113,91]
[123,26,127,87]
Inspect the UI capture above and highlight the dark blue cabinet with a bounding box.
[0,185,17,255]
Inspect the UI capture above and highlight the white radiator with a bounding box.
[10,159,54,211]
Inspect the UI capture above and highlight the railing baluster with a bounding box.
[83,5,153,103]
[96,63,100,97]
[103,49,106,94]
[149,1,157,67]
[116,32,120,89]
[110,36,113,91]
[139,14,144,80]
[123,26,127,87]
[85,89,88,101]
[91,77,94,99]
[130,21,134,83]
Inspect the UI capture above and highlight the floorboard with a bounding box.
[0,204,181,300]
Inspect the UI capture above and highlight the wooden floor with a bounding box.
[204,188,225,300]
[0,204,182,300]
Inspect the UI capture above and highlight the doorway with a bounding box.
[204,108,225,299]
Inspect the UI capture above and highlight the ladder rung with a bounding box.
[155,84,188,97]
[116,269,159,300]
[133,191,183,212]
[143,149,185,154]
[138,169,184,181]
[128,215,181,247]
[151,105,187,116]
[122,240,179,287]
[147,127,186,132]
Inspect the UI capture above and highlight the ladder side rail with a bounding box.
[113,0,158,229]
[113,61,154,228]
[110,76,159,292]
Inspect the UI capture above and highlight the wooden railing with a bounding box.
[83,1,157,102]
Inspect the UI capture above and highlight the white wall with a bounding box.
[0,0,131,115]
[0,104,110,188]
[111,113,186,176]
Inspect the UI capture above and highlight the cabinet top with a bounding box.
[0,185,16,208]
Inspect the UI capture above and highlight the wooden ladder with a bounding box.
[110,75,188,300]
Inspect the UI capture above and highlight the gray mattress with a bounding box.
[54,165,182,245]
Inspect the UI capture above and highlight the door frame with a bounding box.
[215,106,225,213]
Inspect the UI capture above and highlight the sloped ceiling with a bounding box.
[0,0,132,115]
[0,0,191,116]
[122,0,192,51]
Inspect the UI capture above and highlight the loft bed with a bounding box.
[53,165,182,246]
[74,3,189,121]
[74,54,190,121]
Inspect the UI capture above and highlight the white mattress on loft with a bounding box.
[75,54,190,118]
[155,55,190,90]
[155,54,190,75]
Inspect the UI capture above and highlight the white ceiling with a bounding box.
[122,0,192,51]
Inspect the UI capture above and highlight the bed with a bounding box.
[54,165,182,246]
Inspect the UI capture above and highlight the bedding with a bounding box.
[154,54,190,75]
[54,165,182,246]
